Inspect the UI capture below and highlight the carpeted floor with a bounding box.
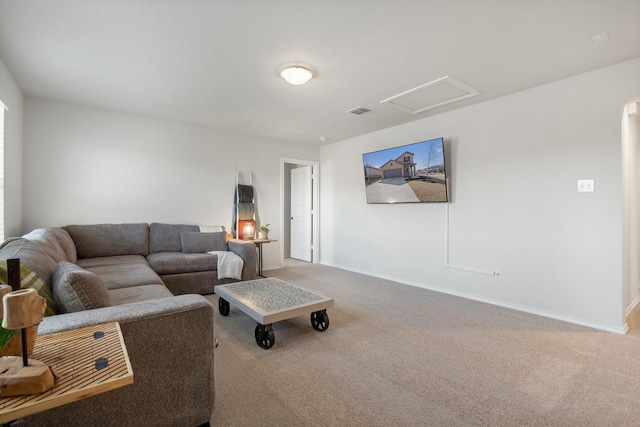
[207,260,640,426]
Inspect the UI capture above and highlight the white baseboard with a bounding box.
[261,263,282,272]
[625,296,640,318]
[320,261,628,335]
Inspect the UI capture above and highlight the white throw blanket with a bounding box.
[207,251,244,280]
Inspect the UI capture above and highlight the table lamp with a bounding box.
[242,222,255,240]
[0,288,55,396]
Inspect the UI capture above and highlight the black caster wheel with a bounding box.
[218,297,230,316]
[255,324,275,349]
[311,310,330,332]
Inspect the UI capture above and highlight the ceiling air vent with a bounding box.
[380,76,479,114]
[347,106,371,115]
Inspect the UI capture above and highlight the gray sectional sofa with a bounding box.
[64,222,257,295]
[0,222,258,426]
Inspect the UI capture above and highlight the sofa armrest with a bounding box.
[227,238,257,280]
[25,295,215,427]
[37,294,211,334]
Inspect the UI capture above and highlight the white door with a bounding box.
[290,166,312,262]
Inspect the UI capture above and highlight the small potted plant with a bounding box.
[258,224,270,240]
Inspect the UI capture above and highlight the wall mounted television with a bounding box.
[362,137,448,204]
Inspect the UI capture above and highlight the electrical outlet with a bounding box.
[493,269,502,280]
[577,179,594,192]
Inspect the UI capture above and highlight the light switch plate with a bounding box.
[577,179,594,192]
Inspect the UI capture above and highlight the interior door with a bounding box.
[290,166,312,262]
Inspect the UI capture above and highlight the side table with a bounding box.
[248,239,277,276]
[0,322,133,424]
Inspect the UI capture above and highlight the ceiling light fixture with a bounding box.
[280,66,313,85]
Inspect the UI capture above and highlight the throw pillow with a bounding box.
[181,232,227,253]
[52,261,112,313]
[0,259,57,316]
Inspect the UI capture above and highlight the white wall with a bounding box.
[320,58,640,333]
[0,57,24,238]
[23,98,319,270]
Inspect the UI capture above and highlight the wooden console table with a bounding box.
[0,322,133,424]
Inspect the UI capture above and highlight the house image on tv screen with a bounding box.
[363,151,417,183]
[379,151,416,179]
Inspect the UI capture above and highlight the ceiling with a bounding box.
[0,0,639,146]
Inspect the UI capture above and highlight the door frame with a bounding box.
[280,158,319,265]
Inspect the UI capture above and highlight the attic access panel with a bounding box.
[380,76,479,114]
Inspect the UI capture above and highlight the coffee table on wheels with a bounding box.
[215,278,334,349]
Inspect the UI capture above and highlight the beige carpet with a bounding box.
[207,261,640,426]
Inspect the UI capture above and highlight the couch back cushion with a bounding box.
[21,228,68,264]
[48,227,77,263]
[149,223,199,253]
[52,261,112,313]
[181,231,228,253]
[64,223,150,259]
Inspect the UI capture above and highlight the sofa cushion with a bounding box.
[181,232,227,253]
[149,223,200,253]
[52,261,112,313]
[77,255,149,269]
[83,262,165,290]
[147,252,217,275]
[49,227,77,263]
[64,223,150,259]
[108,284,174,306]
[22,228,68,264]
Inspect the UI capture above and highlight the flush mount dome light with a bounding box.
[280,66,313,85]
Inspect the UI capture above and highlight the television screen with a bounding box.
[362,137,448,204]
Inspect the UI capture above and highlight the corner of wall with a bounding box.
[0,56,24,237]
